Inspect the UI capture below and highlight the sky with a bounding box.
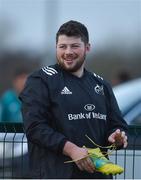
[0,0,140,53]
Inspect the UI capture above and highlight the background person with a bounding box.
[112,70,132,86]
[20,20,128,179]
[0,68,29,122]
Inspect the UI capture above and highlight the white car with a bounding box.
[113,77,141,125]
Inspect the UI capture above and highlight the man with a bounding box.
[19,20,128,179]
[1,68,29,122]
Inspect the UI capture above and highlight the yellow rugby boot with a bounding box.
[87,147,124,175]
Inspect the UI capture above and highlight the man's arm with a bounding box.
[104,81,128,148]
[20,74,67,154]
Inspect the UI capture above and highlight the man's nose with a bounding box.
[65,46,73,54]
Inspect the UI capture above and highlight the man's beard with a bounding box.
[57,54,86,73]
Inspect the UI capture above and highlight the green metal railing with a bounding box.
[0,123,141,179]
[109,125,141,179]
[0,122,29,179]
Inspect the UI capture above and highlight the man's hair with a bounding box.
[56,20,89,44]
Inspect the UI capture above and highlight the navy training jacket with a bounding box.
[19,64,128,179]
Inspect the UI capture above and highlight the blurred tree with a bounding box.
[86,43,141,84]
[0,51,41,95]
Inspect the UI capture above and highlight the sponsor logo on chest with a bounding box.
[68,104,106,121]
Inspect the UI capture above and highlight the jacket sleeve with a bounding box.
[104,81,128,138]
[19,74,67,154]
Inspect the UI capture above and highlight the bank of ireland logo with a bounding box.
[94,84,104,95]
[68,104,106,121]
[84,104,95,111]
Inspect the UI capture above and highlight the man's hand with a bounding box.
[63,141,95,173]
[108,129,128,148]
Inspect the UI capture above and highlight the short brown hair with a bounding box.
[56,20,89,44]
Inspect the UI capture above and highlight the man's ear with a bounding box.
[86,43,91,52]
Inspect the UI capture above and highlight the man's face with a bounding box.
[56,35,90,72]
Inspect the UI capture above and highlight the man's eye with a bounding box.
[72,45,80,48]
[59,46,66,49]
